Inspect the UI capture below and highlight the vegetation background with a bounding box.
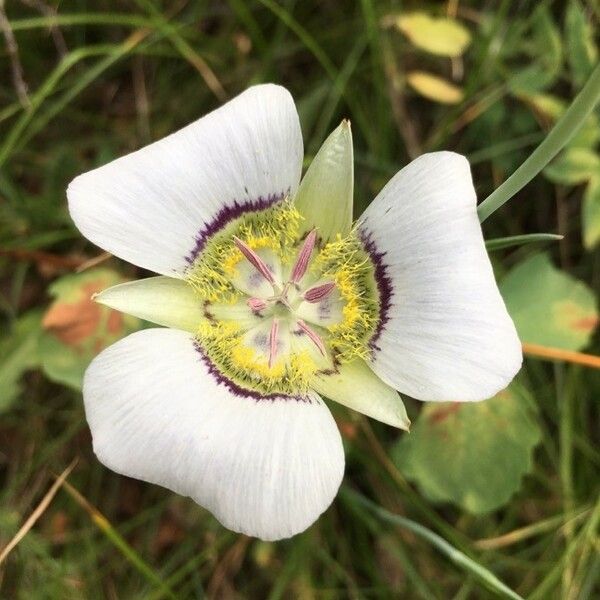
[0,0,599,598]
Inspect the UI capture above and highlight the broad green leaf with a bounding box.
[500,253,598,350]
[543,148,600,185]
[0,311,42,413]
[583,178,600,249]
[406,71,464,104]
[395,12,471,57]
[566,1,598,87]
[393,386,541,514]
[40,268,140,390]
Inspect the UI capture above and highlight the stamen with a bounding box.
[269,318,279,368]
[296,319,326,356]
[247,297,267,312]
[304,281,336,303]
[290,229,317,283]
[233,236,276,284]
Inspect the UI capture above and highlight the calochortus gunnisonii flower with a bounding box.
[68,84,522,541]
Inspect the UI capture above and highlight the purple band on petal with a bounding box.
[193,339,311,403]
[185,192,287,264]
[358,227,394,351]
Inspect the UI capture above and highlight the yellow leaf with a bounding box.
[396,12,471,57]
[518,93,566,120]
[406,71,464,104]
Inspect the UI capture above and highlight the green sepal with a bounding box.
[312,358,410,430]
[294,120,354,241]
[94,276,202,333]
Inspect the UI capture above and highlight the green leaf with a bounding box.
[519,94,600,149]
[569,112,600,150]
[406,71,464,104]
[40,268,141,390]
[500,253,598,350]
[583,178,600,249]
[478,65,600,222]
[508,66,556,96]
[393,386,541,514]
[395,12,471,57]
[508,8,562,95]
[520,93,566,120]
[565,1,598,87]
[543,147,600,185]
[0,311,42,413]
[532,7,562,75]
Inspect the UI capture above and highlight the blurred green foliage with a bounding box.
[0,1,599,599]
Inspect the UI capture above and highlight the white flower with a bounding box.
[67,84,522,541]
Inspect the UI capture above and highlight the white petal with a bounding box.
[68,85,303,276]
[84,328,344,541]
[358,152,522,401]
[294,121,354,241]
[312,359,410,430]
[95,276,202,332]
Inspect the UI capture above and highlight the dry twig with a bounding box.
[0,458,78,565]
[0,0,31,107]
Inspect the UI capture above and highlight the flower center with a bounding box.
[233,229,334,365]
[186,201,380,396]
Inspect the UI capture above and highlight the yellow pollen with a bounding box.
[187,202,381,395]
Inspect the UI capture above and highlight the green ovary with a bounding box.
[186,200,381,395]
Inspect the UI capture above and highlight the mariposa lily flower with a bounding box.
[68,84,522,541]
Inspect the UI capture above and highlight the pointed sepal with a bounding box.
[294,120,354,241]
[94,276,202,333]
[311,358,410,430]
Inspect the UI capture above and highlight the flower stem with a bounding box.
[477,64,600,223]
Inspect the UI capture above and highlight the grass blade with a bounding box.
[0,458,77,565]
[60,479,177,600]
[486,233,563,251]
[342,488,524,600]
[477,64,600,222]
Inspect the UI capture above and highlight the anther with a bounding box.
[303,281,336,303]
[247,297,267,312]
[296,319,326,356]
[233,236,276,284]
[290,229,317,283]
[269,318,279,368]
